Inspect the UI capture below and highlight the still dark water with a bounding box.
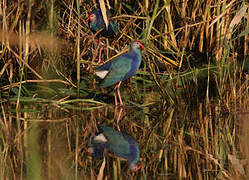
[1,89,247,180]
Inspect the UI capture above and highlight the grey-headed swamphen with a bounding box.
[94,41,144,106]
[86,125,142,172]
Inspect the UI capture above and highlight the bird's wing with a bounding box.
[100,56,132,88]
[99,126,131,155]
[95,60,113,71]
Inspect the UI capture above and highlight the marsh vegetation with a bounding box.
[0,0,248,179]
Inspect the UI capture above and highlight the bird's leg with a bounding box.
[97,106,103,124]
[96,38,106,64]
[98,47,103,64]
[114,81,123,106]
[117,89,123,106]
[116,107,123,131]
[114,104,118,119]
[113,105,118,130]
[114,91,118,106]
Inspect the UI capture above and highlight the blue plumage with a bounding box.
[87,8,118,38]
[95,41,144,88]
[87,125,141,171]
[94,41,144,106]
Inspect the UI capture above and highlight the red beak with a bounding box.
[136,41,144,50]
[133,164,142,172]
[86,14,93,23]
[85,148,91,154]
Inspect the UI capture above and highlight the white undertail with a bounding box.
[95,70,109,79]
[94,133,107,142]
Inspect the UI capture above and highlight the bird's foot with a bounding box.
[116,123,121,132]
